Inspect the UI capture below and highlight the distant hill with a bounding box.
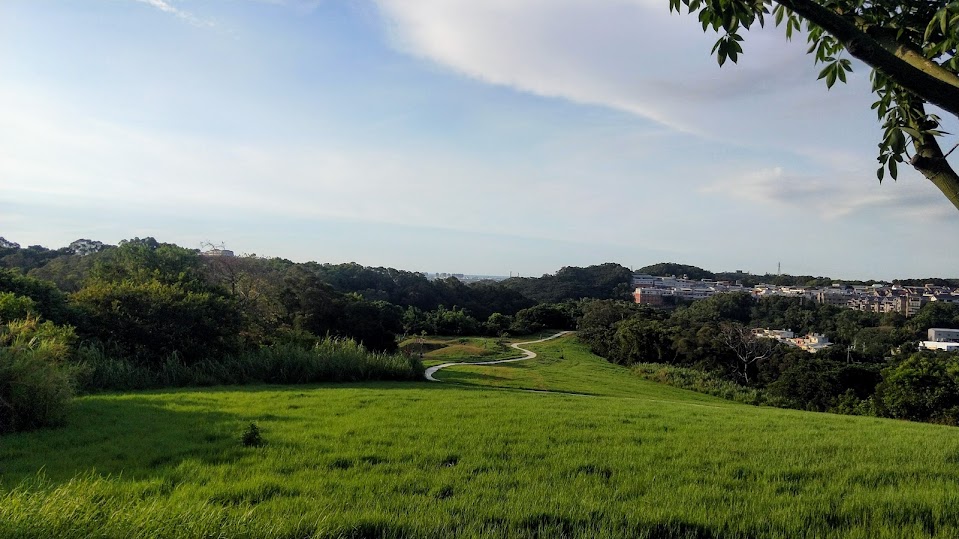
[636,263,714,281]
[501,263,633,303]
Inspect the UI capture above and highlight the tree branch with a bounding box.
[865,27,959,92]
[910,103,959,212]
[775,0,959,118]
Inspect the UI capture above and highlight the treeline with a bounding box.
[0,237,603,433]
[636,261,959,289]
[4,238,630,343]
[636,262,837,288]
[500,263,633,303]
[577,293,959,425]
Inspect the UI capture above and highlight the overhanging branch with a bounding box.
[775,0,959,119]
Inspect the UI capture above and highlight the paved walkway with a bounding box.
[424,331,571,382]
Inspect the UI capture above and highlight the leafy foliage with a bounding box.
[71,280,241,365]
[874,351,959,424]
[501,263,633,303]
[576,292,951,420]
[241,423,264,448]
[636,263,714,281]
[671,0,959,209]
[0,270,71,324]
[0,317,78,434]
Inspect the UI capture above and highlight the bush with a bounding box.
[0,270,70,324]
[0,318,78,434]
[74,336,425,393]
[873,352,959,424]
[71,279,241,365]
[241,422,264,447]
[631,363,770,406]
[0,292,37,323]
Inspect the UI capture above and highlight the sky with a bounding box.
[2,0,958,279]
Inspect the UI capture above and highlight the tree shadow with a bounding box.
[0,396,248,487]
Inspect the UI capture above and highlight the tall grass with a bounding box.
[630,362,772,406]
[74,337,424,393]
[3,381,959,538]
[0,318,79,433]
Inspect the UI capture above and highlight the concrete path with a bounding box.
[424,331,571,382]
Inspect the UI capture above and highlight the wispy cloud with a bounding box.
[699,166,953,221]
[374,1,873,135]
[134,0,214,27]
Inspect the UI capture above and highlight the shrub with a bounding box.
[0,292,37,323]
[74,336,425,393]
[241,422,263,447]
[0,318,78,434]
[0,270,71,324]
[873,352,959,424]
[70,279,241,365]
[631,363,770,406]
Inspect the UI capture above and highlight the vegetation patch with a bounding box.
[631,363,769,406]
[3,337,959,537]
[400,336,519,365]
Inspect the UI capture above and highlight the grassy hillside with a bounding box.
[399,334,553,367]
[3,336,959,538]
[399,336,515,367]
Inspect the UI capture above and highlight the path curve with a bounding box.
[424,331,571,382]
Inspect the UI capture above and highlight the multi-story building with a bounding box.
[928,328,959,342]
[631,273,945,318]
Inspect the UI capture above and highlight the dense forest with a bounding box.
[0,238,616,433]
[577,293,959,424]
[4,237,959,435]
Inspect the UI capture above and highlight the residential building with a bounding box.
[928,328,959,342]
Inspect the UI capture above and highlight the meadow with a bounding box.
[398,334,550,367]
[3,335,959,538]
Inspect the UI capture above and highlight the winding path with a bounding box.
[424,331,571,382]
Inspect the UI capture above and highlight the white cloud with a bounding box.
[372,0,879,150]
[699,166,953,221]
[0,87,678,249]
[134,0,213,27]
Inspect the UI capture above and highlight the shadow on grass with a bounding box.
[0,396,250,487]
[437,369,514,384]
[0,381,521,489]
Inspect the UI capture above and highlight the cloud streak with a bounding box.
[699,166,953,221]
[372,0,882,161]
[134,0,213,27]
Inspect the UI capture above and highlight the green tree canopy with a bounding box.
[636,263,714,280]
[672,0,959,211]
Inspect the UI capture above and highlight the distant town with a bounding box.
[631,272,957,318]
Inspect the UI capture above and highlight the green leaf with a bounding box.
[900,126,921,139]
[826,67,837,88]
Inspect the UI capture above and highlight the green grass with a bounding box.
[435,335,721,401]
[399,336,521,367]
[3,335,959,538]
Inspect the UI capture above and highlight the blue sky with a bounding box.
[2,0,957,279]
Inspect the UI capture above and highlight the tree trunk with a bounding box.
[776,0,959,118]
[911,133,959,213]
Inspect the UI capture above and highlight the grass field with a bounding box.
[3,335,959,538]
[399,335,541,367]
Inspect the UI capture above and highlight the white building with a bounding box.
[922,341,959,352]
[928,328,959,342]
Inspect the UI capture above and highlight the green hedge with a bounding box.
[75,337,424,393]
[0,318,78,434]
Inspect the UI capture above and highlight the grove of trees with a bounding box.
[577,292,959,424]
[0,238,611,433]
